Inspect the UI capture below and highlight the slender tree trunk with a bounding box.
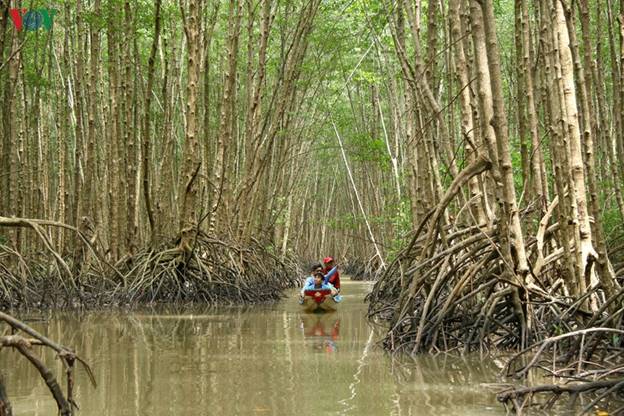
[123,1,138,254]
[480,0,530,281]
[570,1,618,299]
[106,3,122,258]
[514,0,530,192]
[450,0,486,225]
[539,0,577,294]
[178,0,203,249]
[520,0,547,211]
[553,0,599,301]
[142,0,162,244]
[209,0,241,234]
[84,0,101,229]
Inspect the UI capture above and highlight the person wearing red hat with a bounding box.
[322,256,340,292]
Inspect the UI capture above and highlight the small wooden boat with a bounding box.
[299,289,340,313]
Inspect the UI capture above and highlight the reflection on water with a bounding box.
[300,313,340,353]
[1,280,506,415]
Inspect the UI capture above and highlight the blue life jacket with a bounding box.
[303,281,335,291]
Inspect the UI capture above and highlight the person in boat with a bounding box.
[300,271,338,300]
[303,262,338,288]
[322,256,341,293]
[303,263,323,288]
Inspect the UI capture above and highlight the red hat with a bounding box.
[323,256,334,264]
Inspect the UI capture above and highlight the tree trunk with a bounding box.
[479,0,530,281]
[520,0,547,211]
[570,0,618,299]
[142,0,163,244]
[209,0,241,235]
[450,0,486,226]
[178,0,203,250]
[552,0,599,302]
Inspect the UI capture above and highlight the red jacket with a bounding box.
[322,266,340,289]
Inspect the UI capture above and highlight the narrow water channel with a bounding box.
[2,279,506,415]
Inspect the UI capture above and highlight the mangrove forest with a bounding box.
[1,0,624,414]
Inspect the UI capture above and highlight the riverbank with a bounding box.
[0,229,301,310]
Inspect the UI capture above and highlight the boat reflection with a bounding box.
[300,313,340,353]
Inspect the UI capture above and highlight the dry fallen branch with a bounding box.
[0,312,95,416]
[496,324,624,413]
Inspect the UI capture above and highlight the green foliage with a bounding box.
[354,69,381,85]
[323,213,359,231]
[385,198,412,260]
[602,206,624,240]
[348,134,390,167]
[509,136,525,194]
[344,0,389,36]
[81,7,107,30]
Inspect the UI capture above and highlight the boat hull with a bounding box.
[300,296,339,313]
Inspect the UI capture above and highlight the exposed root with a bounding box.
[0,218,300,309]
[497,380,624,415]
[366,188,624,413]
[368,218,532,353]
[497,322,624,413]
[117,231,301,305]
[367,202,621,355]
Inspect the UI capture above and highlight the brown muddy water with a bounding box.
[2,280,510,415]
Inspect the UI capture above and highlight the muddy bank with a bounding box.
[0,231,300,310]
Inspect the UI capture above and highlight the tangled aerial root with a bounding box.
[497,320,624,413]
[368,219,538,353]
[118,231,300,304]
[0,220,300,309]
[366,198,624,412]
[368,199,624,352]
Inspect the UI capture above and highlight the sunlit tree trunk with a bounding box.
[539,0,577,293]
[479,0,530,281]
[571,0,618,299]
